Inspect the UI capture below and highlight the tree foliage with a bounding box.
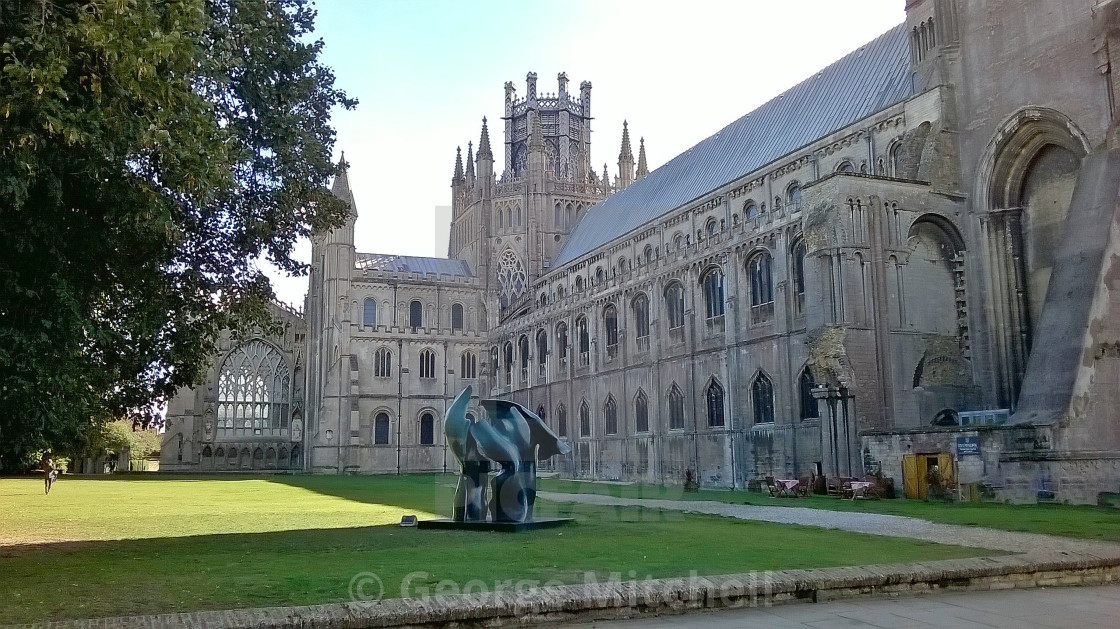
[0,0,355,468]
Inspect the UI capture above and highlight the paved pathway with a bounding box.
[538,492,1120,555]
[558,582,1120,628]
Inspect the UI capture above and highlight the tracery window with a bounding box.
[556,322,569,365]
[363,298,377,327]
[519,334,530,382]
[460,351,477,379]
[632,294,650,345]
[503,341,513,383]
[374,347,393,378]
[665,282,685,330]
[634,390,649,433]
[419,349,437,379]
[706,379,725,427]
[604,396,618,435]
[497,249,527,308]
[536,329,547,377]
[579,401,591,437]
[752,372,775,424]
[748,252,774,323]
[701,267,725,320]
[576,315,590,366]
[668,385,685,430]
[603,304,619,353]
[792,239,807,316]
[556,404,568,437]
[216,340,291,436]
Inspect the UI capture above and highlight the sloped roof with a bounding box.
[355,253,473,277]
[553,24,913,268]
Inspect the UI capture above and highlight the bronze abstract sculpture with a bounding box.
[445,386,571,523]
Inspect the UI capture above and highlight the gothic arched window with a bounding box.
[216,340,291,436]
[518,334,530,382]
[787,183,802,208]
[665,282,685,330]
[668,385,685,430]
[451,303,464,331]
[409,300,423,328]
[632,293,650,342]
[363,298,377,327]
[374,347,392,378]
[635,390,649,433]
[644,245,655,263]
[556,321,569,365]
[536,329,548,376]
[744,200,758,221]
[556,403,568,437]
[576,316,590,366]
[579,401,591,437]
[603,304,619,351]
[706,379,725,427]
[460,351,477,379]
[503,341,513,382]
[799,368,819,419]
[374,412,390,445]
[419,412,435,445]
[792,239,807,316]
[748,252,774,323]
[701,267,725,320]
[752,372,775,424]
[419,349,436,379]
[604,396,617,435]
[497,249,527,308]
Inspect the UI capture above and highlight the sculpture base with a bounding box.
[417,517,575,532]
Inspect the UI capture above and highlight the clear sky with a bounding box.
[265,0,906,307]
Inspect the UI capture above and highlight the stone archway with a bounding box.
[975,108,1090,407]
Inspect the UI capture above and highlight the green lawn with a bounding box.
[0,474,990,624]
[539,478,1120,541]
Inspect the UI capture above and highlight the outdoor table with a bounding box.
[848,481,874,499]
[775,479,800,497]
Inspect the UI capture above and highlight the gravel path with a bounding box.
[538,491,1120,555]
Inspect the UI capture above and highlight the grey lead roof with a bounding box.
[355,253,473,277]
[553,23,913,268]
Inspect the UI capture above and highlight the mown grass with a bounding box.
[0,474,989,624]
[538,478,1120,541]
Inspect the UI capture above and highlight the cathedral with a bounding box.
[163,0,1120,504]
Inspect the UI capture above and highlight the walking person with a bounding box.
[43,455,59,495]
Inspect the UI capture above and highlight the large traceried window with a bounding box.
[799,368,819,420]
[603,304,619,356]
[752,372,775,424]
[576,315,590,366]
[497,249,527,308]
[557,403,568,437]
[217,340,291,437]
[791,239,807,317]
[556,322,569,366]
[632,294,650,348]
[579,401,591,437]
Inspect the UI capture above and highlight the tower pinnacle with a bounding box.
[453,146,463,184]
[636,137,649,180]
[465,141,475,180]
[478,117,493,161]
[617,121,636,189]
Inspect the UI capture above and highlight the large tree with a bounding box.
[0,0,355,468]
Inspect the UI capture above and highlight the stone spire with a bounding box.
[452,146,463,184]
[617,121,635,189]
[636,137,649,180]
[478,116,493,161]
[602,162,612,195]
[331,152,356,215]
[465,141,475,182]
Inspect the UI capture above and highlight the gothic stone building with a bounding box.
[164,0,1120,503]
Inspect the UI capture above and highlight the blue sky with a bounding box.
[267,0,906,306]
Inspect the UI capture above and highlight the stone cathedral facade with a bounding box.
[164,0,1120,503]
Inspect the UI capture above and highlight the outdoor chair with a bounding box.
[765,476,779,497]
